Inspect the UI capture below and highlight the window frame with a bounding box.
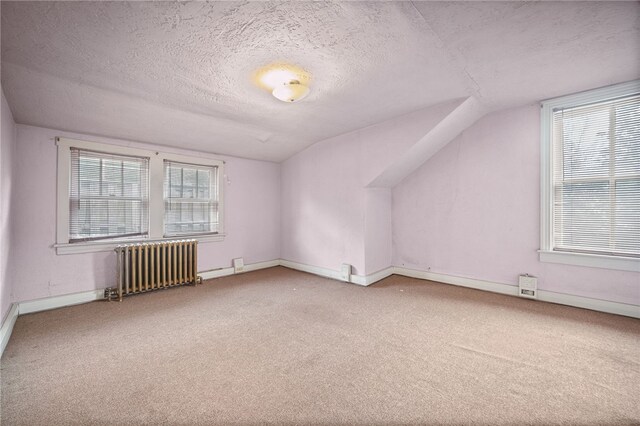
[163,160,220,238]
[69,147,151,243]
[55,137,225,255]
[540,80,640,272]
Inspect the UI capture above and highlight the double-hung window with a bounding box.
[70,148,149,242]
[164,161,219,236]
[56,138,224,254]
[540,81,640,271]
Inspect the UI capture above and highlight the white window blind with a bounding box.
[70,148,149,242]
[163,161,219,236]
[551,94,640,257]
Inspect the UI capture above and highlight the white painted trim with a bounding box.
[539,250,640,272]
[199,259,281,280]
[55,234,226,255]
[539,80,640,271]
[536,289,639,319]
[19,289,105,315]
[350,267,394,286]
[393,267,518,296]
[244,259,281,272]
[280,259,346,282]
[279,260,393,286]
[541,80,640,110]
[199,267,235,280]
[393,266,639,319]
[55,136,225,252]
[0,303,20,358]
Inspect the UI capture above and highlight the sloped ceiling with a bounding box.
[1,1,638,161]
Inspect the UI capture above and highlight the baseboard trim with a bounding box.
[0,303,19,358]
[199,267,235,280]
[392,266,639,319]
[393,267,519,297]
[279,260,393,287]
[351,267,394,286]
[19,289,105,315]
[279,259,346,282]
[244,259,281,273]
[199,259,280,280]
[535,289,639,319]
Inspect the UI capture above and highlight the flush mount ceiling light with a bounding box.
[272,80,310,103]
[253,63,311,103]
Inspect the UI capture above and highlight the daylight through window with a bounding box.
[163,161,219,236]
[550,93,639,257]
[69,148,149,242]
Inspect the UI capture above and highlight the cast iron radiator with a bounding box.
[106,240,201,301]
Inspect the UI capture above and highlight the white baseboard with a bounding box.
[19,289,105,315]
[199,259,280,280]
[244,259,281,272]
[392,266,639,319]
[535,289,639,319]
[280,259,346,282]
[0,303,19,358]
[393,267,518,297]
[279,260,393,287]
[199,266,235,280]
[350,267,394,286]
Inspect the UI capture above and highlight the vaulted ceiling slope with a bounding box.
[1,1,638,162]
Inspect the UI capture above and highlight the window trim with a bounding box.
[55,137,225,255]
[540,80,640,272]
[163,160,220,238]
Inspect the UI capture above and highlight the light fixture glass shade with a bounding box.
[272,81,310,103]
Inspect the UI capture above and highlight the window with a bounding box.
[164,161,219,236]
[56,138,224,254]
[540,81,640,271]
[70,149,149,242]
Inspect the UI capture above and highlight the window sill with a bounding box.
[54,234,226,255]
[539,250,640,272]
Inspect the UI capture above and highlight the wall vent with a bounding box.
[233,258,244,273]
[519,274,538,299]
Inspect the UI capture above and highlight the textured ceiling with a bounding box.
[1,1,638,161]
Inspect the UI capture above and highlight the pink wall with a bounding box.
[281,133,366,274]
[11,125,281,302]
[1,88,17,322]
[364,188,392,274]
[393,105,640,305]
[280,103,456,276]
[4,95,636,309]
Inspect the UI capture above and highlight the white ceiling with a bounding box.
[1,1,638,162]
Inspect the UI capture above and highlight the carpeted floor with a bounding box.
[1,266,639,425]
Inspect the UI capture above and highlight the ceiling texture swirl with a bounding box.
[1,1,638,161]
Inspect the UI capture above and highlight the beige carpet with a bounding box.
[1,266,639,425]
